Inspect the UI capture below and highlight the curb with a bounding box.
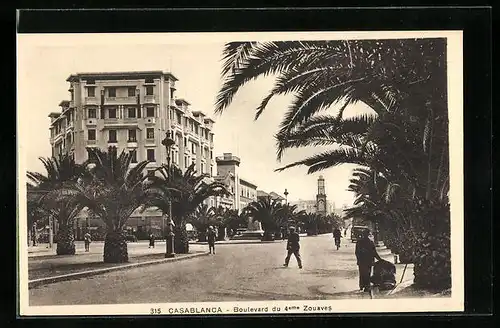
[190,240,286,245]
[28,252,209,289]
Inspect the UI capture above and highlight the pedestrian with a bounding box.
[283,226,302,269]
[149,233,155,248]
[207,226,216,254]
[333,227,342,250]
[84,231,91,252]
[355,229,382,292]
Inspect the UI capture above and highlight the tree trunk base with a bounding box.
[56,228,76,255]
[104,231,129,263]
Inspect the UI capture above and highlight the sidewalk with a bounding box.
[28,242,206,282]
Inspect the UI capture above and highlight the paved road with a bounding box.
[29,235,374,305]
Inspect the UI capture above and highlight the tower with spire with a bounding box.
[316,175,327,216]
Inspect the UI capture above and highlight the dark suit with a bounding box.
[355,236,381,290]
[284,232,302,267]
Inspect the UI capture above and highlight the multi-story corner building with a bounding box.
[213,153,258,213]
[47,71,216,239]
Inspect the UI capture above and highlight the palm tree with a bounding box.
[189,204,215,242]
[245,196,284,240]
[216,40,450,290]
[64,147,150,263]
[144,163,229,253]
[27,153,86,255]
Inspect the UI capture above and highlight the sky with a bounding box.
[16,33,380,208]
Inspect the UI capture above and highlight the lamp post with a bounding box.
[162,130,176,258]
[284,188,289,205]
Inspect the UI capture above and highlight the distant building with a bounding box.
[213,153,258,213]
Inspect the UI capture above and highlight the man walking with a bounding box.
[355,229,382,292]
[207,226,217,254]
[148,233,155,248]
[84,231,91,252]
[333,227,342,250]
[283,226,302,269]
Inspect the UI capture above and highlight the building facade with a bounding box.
[47,71,216,238]
[214,153,258,213]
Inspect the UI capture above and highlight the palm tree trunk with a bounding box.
[56,224,76,255]
[173,223,189,254]
[103,231,129,263]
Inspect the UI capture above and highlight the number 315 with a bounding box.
[150,308,162,315]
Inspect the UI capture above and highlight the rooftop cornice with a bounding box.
[66,71,179,82]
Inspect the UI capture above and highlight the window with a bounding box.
[170,87,175,98]
[176,112,182,124]
[191,143,196,154]
[87,129,96,141]
[195,125,199,134]
[108,88,116,97]
[146,86,154,95]
[145,77,154,83]
[70,90,74,101]
[129,150,137,163]
[146,107,155,117]
[128,129,137,142]
[127,107,136,118]
[210,151,213,159]
[147,149,155,162]
[100,108,105,119]
[184,156,188,168]
[87,108,96,119]
[87,87,95,97]
[184,138,187,148]
[108,130,117,143]
[146,128,154,139]
[108,108,117,119]
[128,87,136,97]
[171,150,175,163]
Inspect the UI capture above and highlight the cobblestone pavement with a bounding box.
[29,235,398,305]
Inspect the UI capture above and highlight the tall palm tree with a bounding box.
[27,153,86,255]
[245,196,284,240]
[64,147,150,263]
[144,163,229,253]
[216,39,450,290]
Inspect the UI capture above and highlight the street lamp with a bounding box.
[284,188,289,205]
[162,130,176,258]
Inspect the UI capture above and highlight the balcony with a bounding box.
[143,95,158,104]
[65,121,74,133]
[84,97,99,105]
[145,138,155,146]
[87,140,97,145]
[53,132,64,144]
[105,96,137,105]
[103,118,139,128]
[127,141,138,148]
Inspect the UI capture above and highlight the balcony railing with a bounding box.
[84,97,99,105]
[104,96,137,105]
[144,95,158,104]
[65,121,74,132]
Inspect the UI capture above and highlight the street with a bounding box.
[29,234,376,305]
